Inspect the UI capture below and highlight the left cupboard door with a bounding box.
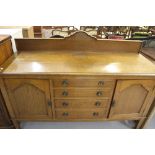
[4,79,53,120]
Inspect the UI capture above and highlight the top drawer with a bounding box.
[53,78,115,88]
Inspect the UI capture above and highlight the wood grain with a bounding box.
[0,90,13,128]
[53,78,115,88]
[15,31,142,53]
[55,109,107,119]
[54,99,109,109]
[0,32,155,128]
[4,79,53,119]
[3,51,155,76]
[54,88,112,98]
[109,80,155,119]
[0,35,13,67]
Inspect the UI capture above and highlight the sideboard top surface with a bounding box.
[2,50,155,76]
[1,31,155,77]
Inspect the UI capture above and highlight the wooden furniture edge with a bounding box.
[0,35,11,44]
[15,31,142,53]
[0,78,20,128]
[136,86,155,128]
[0,54,17,73]
[137,99,155,128]
[0,35,14,70]
[1,74,155,79]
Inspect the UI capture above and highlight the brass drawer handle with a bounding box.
[98,81,104,86]
[96,91,103,96]
[62,102,69,107]
[63,112,69,116]
[62,91,68,96]
[93,112,99,116]
[62,80,69,86]
[95,101,101,107]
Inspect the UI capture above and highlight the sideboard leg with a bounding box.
[12,120,20,129]
[136,118,146,129]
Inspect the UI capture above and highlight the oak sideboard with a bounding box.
[0,31,155,129]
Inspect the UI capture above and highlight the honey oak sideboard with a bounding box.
[0,31,155,129]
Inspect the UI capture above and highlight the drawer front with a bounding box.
[54,88,112,98]
[55,99,109,108]
[53,78,115,88]
[55,109,107,119]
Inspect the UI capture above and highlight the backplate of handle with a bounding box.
[98,81,104,86]
[63,112,69,116]
[96,91,103,96]
[62,91,68,96]
[111,100,116,107]
[62,102,69,107]
[93,112,99,116]
[48,100,52,106]
[95,101,101,106]
[62,80,69,86]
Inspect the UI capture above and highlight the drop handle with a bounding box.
[62,80,69,86]
[96,91,103,96]
[62,91,68,96]
[48,100,52,106]
[98,81,104,86]
[95,101,101,107]
[63,112,69,116]
[62,102,69,107]
[93,112,99,116]
[111,100,116,107]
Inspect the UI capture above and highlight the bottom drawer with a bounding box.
[55,109,107,119]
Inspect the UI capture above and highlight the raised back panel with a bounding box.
[15,31,142,53]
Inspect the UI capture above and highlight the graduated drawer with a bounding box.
[53,78,115,88]
[54,99,109,108]
[54,88,112,98]
[55,109,107,119]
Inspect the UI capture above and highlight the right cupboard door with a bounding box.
[109,80,155,119]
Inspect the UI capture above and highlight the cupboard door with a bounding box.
[109,80,155,119]
[4,79,52,119]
